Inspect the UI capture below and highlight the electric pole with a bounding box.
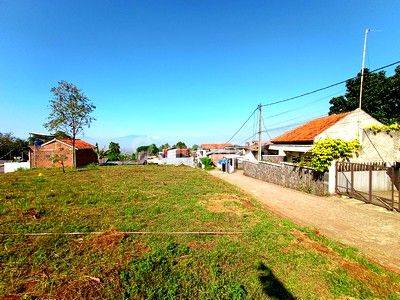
[359,28,370,109]
[358,28,370,144]
[257,104,263,161]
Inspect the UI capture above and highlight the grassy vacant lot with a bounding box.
[0,165,399,299]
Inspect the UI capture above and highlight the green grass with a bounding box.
[0,165,399,299]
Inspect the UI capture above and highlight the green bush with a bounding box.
[200,157,214,170]
[309,138,360,172]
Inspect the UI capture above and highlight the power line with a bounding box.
[224,107,258,145]
[262,59,400,107]
[262,116,272,140]
[266,89,345,119]
[226,59,400,146]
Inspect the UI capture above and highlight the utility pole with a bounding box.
[257,104,263,161]
[359,28,370,109]
[358,28,370,144]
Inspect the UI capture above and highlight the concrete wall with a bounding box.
[4,161,30,173]
[243,161,329,196]
[160,157,194,166]
[315,109,381,142]
[352,130,400,162]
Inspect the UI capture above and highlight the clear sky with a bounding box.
[1,1,399,149]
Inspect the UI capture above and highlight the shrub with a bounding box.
[309,138,360,172]
[200,157,214,170]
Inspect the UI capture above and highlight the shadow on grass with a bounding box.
[257,262,295,300]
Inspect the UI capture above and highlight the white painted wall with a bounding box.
[268,144,312,154]
[315,109,382,142]
[160,157,194,166]
[4,161,30,173]
[167,149,177,158]
[352,131,400,162]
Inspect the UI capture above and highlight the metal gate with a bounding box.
[335,161,400,212]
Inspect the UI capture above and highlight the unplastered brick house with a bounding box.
[29,138,98,168]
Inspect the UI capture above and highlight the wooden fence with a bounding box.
[335,161,400,212]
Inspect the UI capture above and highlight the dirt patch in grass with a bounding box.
[187,240,216,251]
[89,230,127,251]
[289,229,400,295]
[202,193,254,215]
[21,208,43,220]
[71,230,128,253]
[53,277,105,300]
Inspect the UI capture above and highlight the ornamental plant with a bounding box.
[365,123,400,134]
[309,138,360,172]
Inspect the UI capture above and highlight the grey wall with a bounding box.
[243,161,329,196]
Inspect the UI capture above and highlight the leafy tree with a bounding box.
[160,143,170,150]
[0,132,28,160]
[136,144,159,156]
[53,131,71,139]
[107,142,121,161]
[309,139,360,172]
[191,144,199,150]
[131,152,137,161]
[44,81,95,168]
[147,144,159,155]
[173,141,187,149]
[136,145,148,153]
[329,67,400,124]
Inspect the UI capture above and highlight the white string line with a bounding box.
[0,231,243,237]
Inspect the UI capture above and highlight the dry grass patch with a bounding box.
[202,193,254,215]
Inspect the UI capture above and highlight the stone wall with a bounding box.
[262,155,285,163]
[243,161,329,196]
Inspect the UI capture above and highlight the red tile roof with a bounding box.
[61,138,95,150]
[271,112,350,144]
[201,143,233,150]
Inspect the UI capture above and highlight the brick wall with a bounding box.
[76,149,98,167]
[243,161,329,196]
[30,140,97,168]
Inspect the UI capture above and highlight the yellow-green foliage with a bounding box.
[309,139,360,172]
[365,123,400,134]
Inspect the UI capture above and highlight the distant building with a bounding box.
[198,143,244,166]
[162,148,191,158]
[29,138,98,168]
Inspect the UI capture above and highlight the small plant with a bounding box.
[309,138,360,172]
[200,157,214,170]
[50,147,67,173]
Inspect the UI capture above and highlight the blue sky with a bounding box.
[1,1,399,149]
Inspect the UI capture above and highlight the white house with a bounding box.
[269,109,382,163]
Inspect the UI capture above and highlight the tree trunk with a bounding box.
[72,136,76,168]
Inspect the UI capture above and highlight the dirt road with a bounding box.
[210,170,400,272]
